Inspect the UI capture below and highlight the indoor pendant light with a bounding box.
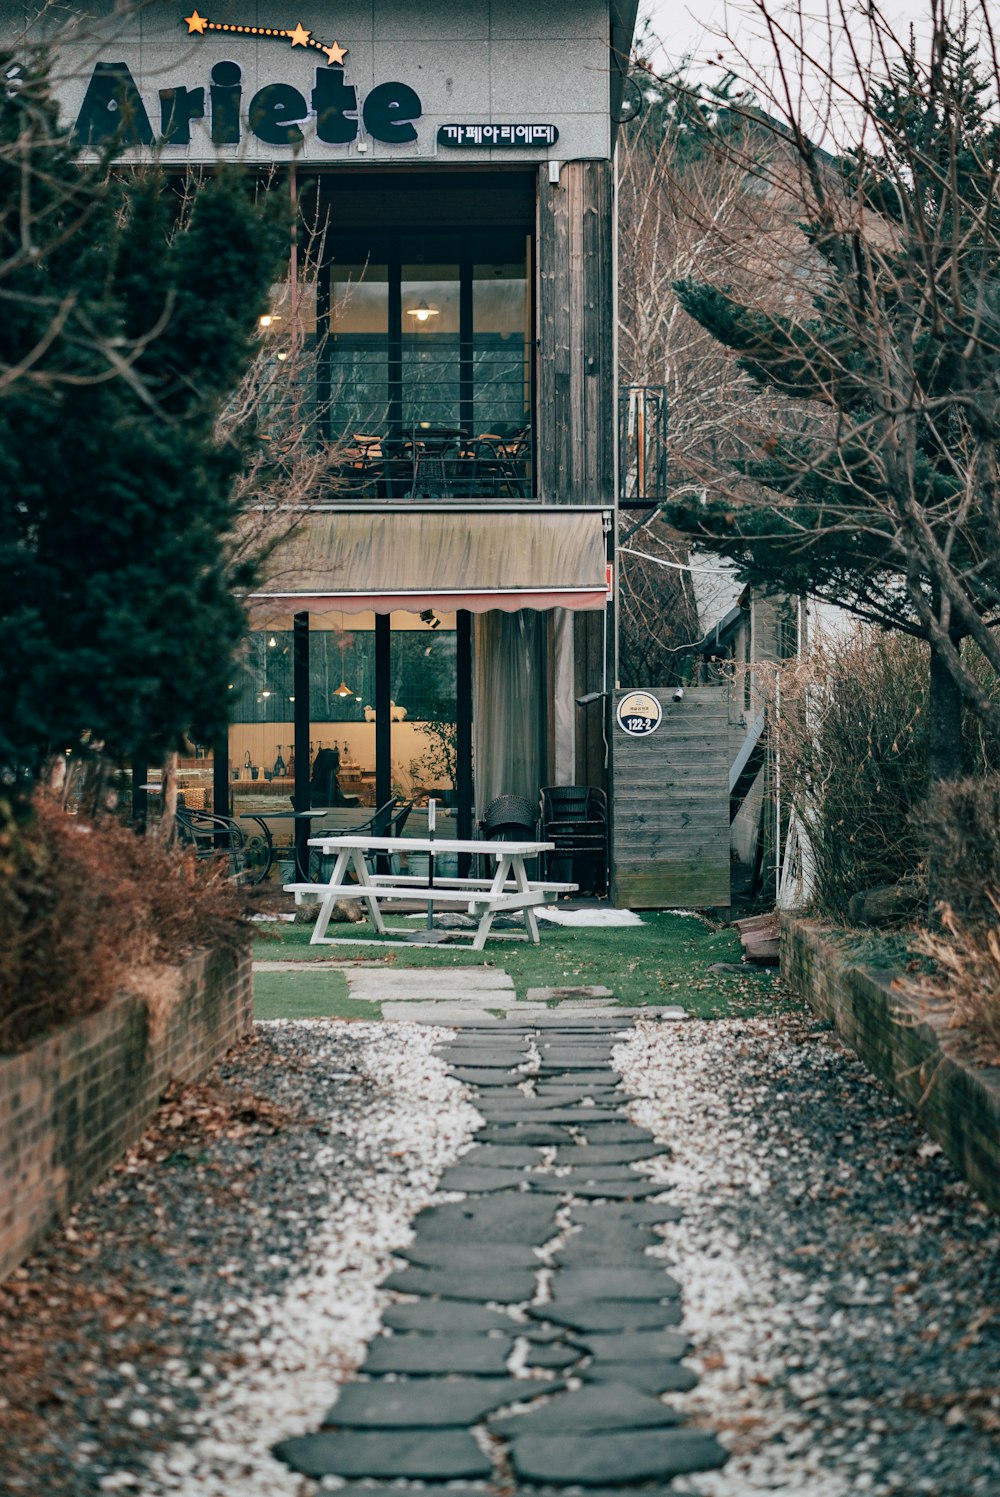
[406,300,439,323]
[333,616,354,698]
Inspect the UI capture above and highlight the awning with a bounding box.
[247,508,611,616]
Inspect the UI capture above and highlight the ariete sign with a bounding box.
[73,11,420,148]
[71,10,558,153]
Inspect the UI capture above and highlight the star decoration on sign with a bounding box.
[181,11,349,64]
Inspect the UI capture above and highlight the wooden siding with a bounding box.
[611,687,731,909]
[537,160,615,503]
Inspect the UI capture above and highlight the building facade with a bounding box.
[10,0,636,855]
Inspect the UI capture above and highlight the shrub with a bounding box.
[0,798,249,1053]
[771,628,929,921]
[770,627,1000,922]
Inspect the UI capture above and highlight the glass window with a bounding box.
[472,242,530,439]
[401,261,461,432]
[329,260,390,438]
[323,228,532,495]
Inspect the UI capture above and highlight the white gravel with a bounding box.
[614,1015,1000,1497]
[133,1021,479,1497]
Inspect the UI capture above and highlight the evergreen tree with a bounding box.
[0,54,287,803]
[662,3,1000,783]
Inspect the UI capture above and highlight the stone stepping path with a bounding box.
[273,1015,728,1490]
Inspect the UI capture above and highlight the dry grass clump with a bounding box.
[0,797,249,1053]
[923,776,1000,926]
[906,899,1000,1063]
[899,776,1000,1062]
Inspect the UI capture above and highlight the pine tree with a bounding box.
[0,55,287,802]
[662,3,1000,785]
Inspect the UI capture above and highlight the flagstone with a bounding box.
[410,1195,556,1243]
[508,1428,728,1485]
[274,1429,492,1481]
[361,1333,514,1376]
[323,1377,533,1428]
[527,1299,683,1333]
[381,1301,516,1334]
[382,1266,537,1302]
[490,1380,682,1436]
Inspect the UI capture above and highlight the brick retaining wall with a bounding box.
[0,944,253,1282]
[781,916,1000,1213]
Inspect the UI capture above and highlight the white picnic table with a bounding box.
[284,835,576,950]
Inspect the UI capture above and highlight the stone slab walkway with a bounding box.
[274,1015,728,1491]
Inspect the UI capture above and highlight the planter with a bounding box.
[0,942,252,1283]
[781,916,1000,1212]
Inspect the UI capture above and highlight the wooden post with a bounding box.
[132,760,148,832]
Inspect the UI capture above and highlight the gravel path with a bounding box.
[615,1013,1000,1496]
[275,1014,728,1492]
[0,1021,478,1497]
[1,1005,997,1497]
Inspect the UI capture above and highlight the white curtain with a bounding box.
[552,608,576,786]
[474,610,547,815]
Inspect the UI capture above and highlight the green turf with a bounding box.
[252,911,796,1019]
[252,967,379,1021]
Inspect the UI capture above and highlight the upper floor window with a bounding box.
[321,228,533,500]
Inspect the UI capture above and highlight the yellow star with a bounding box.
[288,21,311,46]
[322,39,348,65]
[184,9,208,33]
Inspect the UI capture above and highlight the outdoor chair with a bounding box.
[362,798,414,875]
[539,785,608,896]
[306,798,414,880]
[477,793,539,877]
[175,805,265,883]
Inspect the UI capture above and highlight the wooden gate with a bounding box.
[611,686,731,909]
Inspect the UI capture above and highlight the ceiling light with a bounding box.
[406,300,439,322]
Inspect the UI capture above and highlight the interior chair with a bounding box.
[380,438,415,499]
[539,785,609,896]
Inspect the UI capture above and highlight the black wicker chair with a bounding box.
[478,794,539,878]
[539,785,608,895]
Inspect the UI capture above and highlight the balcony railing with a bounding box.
[329,423,533,503]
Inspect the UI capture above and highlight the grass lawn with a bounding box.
[252,911,798,1021]
[253,967,380,1021]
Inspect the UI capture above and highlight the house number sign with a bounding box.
[616,691,662,737]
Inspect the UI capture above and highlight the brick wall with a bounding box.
[782,917,1000,1213]
[0,944,253,1283]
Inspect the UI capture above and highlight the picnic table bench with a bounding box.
[285,835,576,950]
